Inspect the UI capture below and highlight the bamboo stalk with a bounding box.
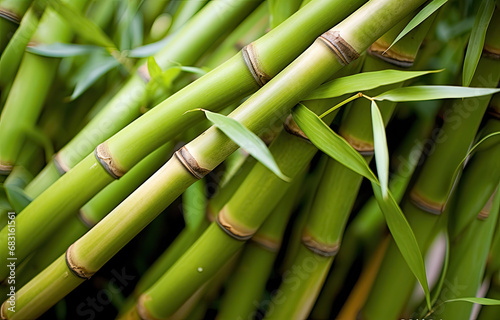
[24,0,263,198]
[0,0,89,174]
[2,0,366,279]
[10,142,174,291]
[217,172,304,319]
[361,13,500,319]
[0,0,46,90]
[0,0,33,52]
[311,113,435,319]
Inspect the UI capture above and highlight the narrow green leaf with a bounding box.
[293,103,431,309]
[147,56,162,79]
[47,0,116,49]
[388,0,448,50]
[372,182,431,310]
[463,0,495,87]
[444,297,500,305]
[371,101,389,198]
[202,110,289,182]
[182,180,207,231]
[26,43,102,57]
[306,70,442,100]
[292,104,375,182]
[443,132,500,210]
[126,36,172,58]
[374,86,500,102]
[71,55,120,100]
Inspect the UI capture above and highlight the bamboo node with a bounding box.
[483,45,500,61]
[175,146,209,179]
[283,115,311,143]
[251,234,280,252]
[95,143,125,179]
[368,40,415,68]
[53,153,71,175]
[216,207,254,241]
[340,131,374,155]
[0,162,13,175]
[65,244,95,280]
[136,294,159,320]
[242,43,271,87]
[410,189,444,215]
[78,209,97,228]
[0,9,20,24]
[302,233,339,257]
[478,189,497,220]
[137,64,151,83]
[318,31,359,66]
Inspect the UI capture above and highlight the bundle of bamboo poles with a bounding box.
[1,0,500,319]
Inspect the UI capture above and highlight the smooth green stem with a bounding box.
[0,1,45,89]
[217,174,304,319]
[0,0,33,52]
[0,0,88,172]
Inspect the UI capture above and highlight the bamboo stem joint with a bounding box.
[284,115,311,143]
[175,146,209,179]
[216,208,254,241]
[0,9,20,24]
[95,143,126,179]
[242,43,271,87]
[65,244,94,280]
[318,31,359,66]
[368,40,415,68]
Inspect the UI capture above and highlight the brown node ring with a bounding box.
[251,234,280,253]
[368,41,415,68]
[77,210,97,229]
[0,9,20,24]
[242,43,272,87]
[409,189,443,215]
[318,31,360,66]
[136,295,158,320]
[483,45,500,61]
[0,162,13,175]
[216,208,254,241]
[95,143,125,179]
[302,235,339,257]
[283,115,311,143]
[53,153,71,175]
[65,245,94,280]
[175,146,210,179]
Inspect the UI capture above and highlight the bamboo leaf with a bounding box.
[306,70,442,100]
[292,104,375,182]
[71,55,120,100]
[374,86,500,102]
[371,182,431,309]
[202,110,290,182]
[444,297,500,305]
[47,0,117,49]
[388,0,448,50]
[182,180,207,231]
[26,43,102,57]
[147,56,162,79]
[462,0,495,87]
[371,101,389,198]
[293,103,431,308]
[443,131,500,210]
[126,36,172,58]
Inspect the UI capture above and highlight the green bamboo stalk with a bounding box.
[24,0,262,199]
[0,1,423,316]
[267,11,434,318]
[217,172,304,319]
[0,0,89,174]
[361,13,500,319]
[141,0,171,32]
[432,184,500,319]
[310,113,435,319]
[167,0,208,34]
[0,0,46,90]
[10,142,174,292]
[3,0,366,279]
[0,0,33,52]
[203,3,269,70]
[269,0,303,28]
